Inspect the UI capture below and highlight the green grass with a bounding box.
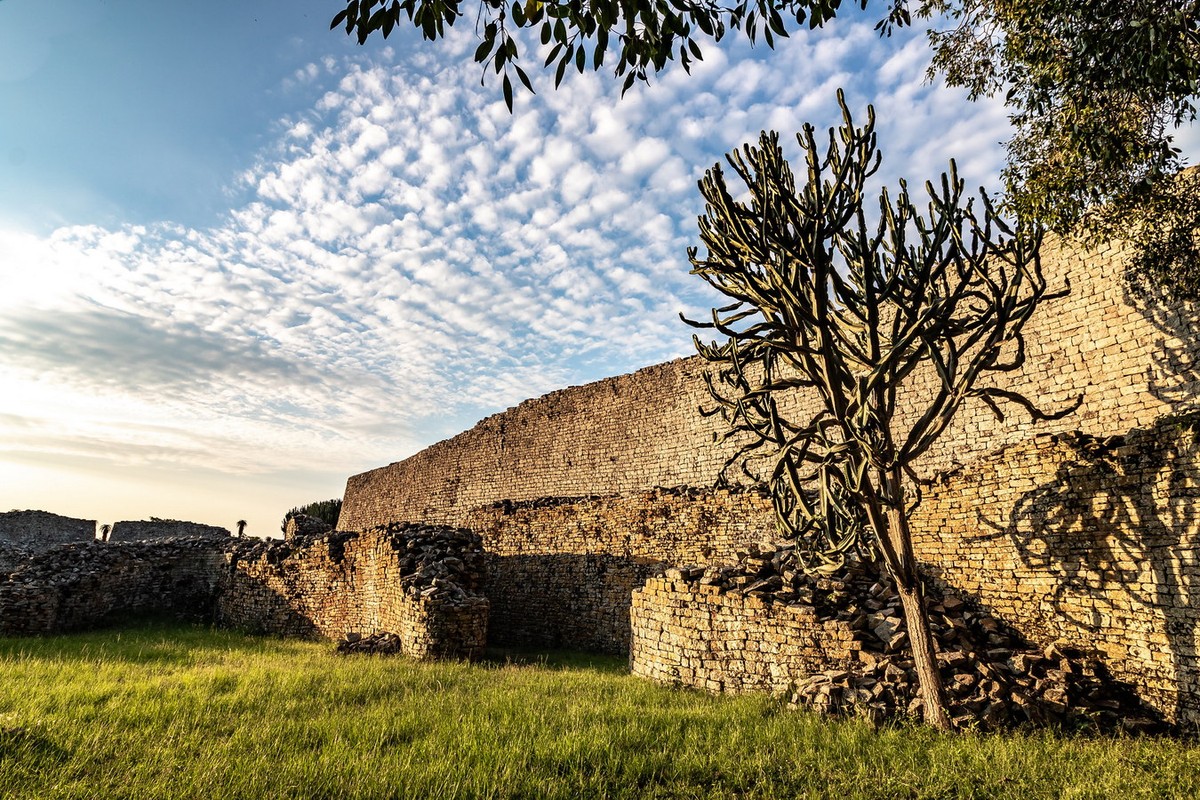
[0,623,1197,799]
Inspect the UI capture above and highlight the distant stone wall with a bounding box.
[341,237,1200,532]
[0,538,227,635]
[463,488,774,653]
[0,510,95,554]
[216,523,488,660]
[108,519,230,542]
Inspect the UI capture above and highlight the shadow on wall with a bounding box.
[215,569,320,638]
[0,542,225,636]
[975,414,1200,725]
[484,553,665,655]
[1128,279,1200,410]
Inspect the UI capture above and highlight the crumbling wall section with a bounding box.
[0,538,227,635]
[217,523,488,660]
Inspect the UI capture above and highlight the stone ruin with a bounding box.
[0,510,96,573]
[0,514,487,662]
[3,235,1200,732]
[218,522,487,660]
[107,519,230,542]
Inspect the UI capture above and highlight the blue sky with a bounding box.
[1,1,1196,537]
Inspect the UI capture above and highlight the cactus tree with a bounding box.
[686,91,1077,730]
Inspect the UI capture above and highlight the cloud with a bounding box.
[0,19,1014,482]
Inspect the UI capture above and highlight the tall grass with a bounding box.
[0,622,1197,799]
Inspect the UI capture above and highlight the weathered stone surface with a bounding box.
[0,537,228,635]
[218,523,488,660]
[465,487,773,653]
[632,553,1165,732]
[910,415,1200,729]
[0,510,96,565]
[283,514,333,542]
[340,238,1200,533]
[333,236,1200,729]
[108,519,230,542]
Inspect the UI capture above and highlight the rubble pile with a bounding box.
[676,543,1166,733]
[335,631,404,655]
[376,522,486,603]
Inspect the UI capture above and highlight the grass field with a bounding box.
[0,622,1198,799]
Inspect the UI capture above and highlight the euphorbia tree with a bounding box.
[685,92,1077,729]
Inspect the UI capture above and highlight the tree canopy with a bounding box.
[333,0,1200,296]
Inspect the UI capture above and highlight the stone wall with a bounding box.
[216,523,488,660]
[0,538,227,635]
[909,413,1200,727]
[462,488,774,653]
[341,237,1200,532]
[108,519,230,542]
[630,575,860,693]
[341,358,728,530]
[620,413,1200,727]
[0,510,95,552]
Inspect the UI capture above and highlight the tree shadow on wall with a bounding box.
[1125,279,1200,410]
[973,416,1200,725]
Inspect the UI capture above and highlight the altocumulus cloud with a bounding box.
[0,19,1010,477]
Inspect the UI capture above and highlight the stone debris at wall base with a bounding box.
[633,546,1168,734]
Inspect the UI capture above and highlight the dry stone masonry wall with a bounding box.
[217,523,488,660]
[0,520,488,662]
[631,574,860,694]
[341,237,1200,531]
[463,488,774,653]
[335,234,1200,726]
[108,519,231,542]
[340,359,729,530]
[0,510,96,574]
[631,559,1163,732]
[0,537,227,635]
[909,414,1200,727]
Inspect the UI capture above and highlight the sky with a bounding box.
[1,1,1196,538]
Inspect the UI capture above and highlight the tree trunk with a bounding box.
[895,578,953,731]
[881,493,953,731]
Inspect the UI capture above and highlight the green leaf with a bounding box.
[503,73,514,111]
[555,51,569,87]
[515,64,535,93]
[475,38,494,63]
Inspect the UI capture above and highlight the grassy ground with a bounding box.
[0,622,1198,799]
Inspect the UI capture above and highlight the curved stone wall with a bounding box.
[341,237,1200,531]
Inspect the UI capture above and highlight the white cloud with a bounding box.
[0,19,1015,498]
